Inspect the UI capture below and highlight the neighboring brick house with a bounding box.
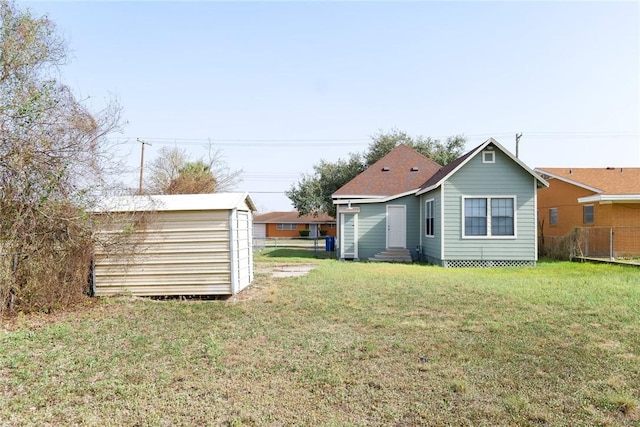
[253,211,336,238]
[535,167,640,257]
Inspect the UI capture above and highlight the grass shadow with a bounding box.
[257,248,335,260]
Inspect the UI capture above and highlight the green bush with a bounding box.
[299,229,310,237]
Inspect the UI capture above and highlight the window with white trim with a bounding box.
[549,208,558,226]
[276,223,297,230]
[464,198,487,236]
[583,205,594,225]
[463,196,515,237]
[425,199,435,237]
[482,151,495,163]
[491,198,514,235]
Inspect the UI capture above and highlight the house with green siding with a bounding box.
[332,138,548,267]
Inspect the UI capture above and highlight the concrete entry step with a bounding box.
[369,248,412,263]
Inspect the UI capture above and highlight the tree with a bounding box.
[167,160,216,194]
[146,144,242,195]
[286,153,365,218]
[287,129,466,217]
[365,129,466,166]
[146,146,188,194]
[364,129,415,165]
[0,1,123,314]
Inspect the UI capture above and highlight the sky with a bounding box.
[24,0,640,212]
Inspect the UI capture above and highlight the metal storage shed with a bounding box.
[92,192,256,297]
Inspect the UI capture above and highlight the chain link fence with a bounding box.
[253,236,336,252]
[540,227,640,262]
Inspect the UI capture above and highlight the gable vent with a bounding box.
[382,167,390,171]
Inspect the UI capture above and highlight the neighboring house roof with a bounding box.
[535,167,640,203]
[93,192,257,212]
[535,167,640,194]
[332,144,442,199]
[253,211,335,224]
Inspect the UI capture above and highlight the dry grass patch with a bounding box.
[1,258,639,426]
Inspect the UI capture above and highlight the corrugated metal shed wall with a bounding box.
[94,209,238,296]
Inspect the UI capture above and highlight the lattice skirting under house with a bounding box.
[443,260,536,268]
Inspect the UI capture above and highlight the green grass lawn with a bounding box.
[1,255,639,426]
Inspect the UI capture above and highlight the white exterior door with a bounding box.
[387,205,406,248]
[340,213,358,259]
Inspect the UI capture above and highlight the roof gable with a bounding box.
[535,167,640,195]
[332,144,441,198]
[417,138,548,194]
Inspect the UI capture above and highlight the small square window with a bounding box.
[482,151,495,163]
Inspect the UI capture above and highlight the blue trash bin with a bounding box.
[325,236,331,251]
[326,236,335,251]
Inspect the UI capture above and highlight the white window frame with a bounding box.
[425,199,435,238]
[549,208,558,226]
[482,151,495,163]
[276,223,297,230]
[462,195,517,239]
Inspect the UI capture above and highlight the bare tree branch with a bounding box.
[0,0,126,315]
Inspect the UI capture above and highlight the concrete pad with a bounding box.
[263,264,318,278]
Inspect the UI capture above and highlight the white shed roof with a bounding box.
[93,192,256,213]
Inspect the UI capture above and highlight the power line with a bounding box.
[108,131,639,147]
[111,137,370,148]
[242,173,301,179]
[133,137,370,142]
[246,191,287,194]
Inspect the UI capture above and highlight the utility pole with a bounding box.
[515,133,522,158]
[137,138,151,194]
